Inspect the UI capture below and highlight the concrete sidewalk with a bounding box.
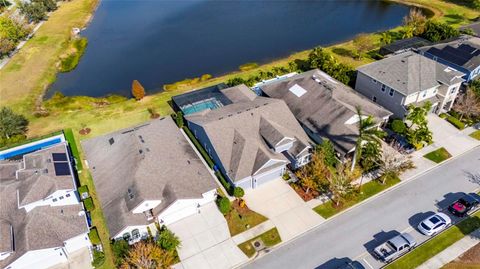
[231,220,275,245]
[417,229,480,269]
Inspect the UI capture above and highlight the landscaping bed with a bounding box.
[314,176,400,218]
[238,228,282,258]
[423,147,452,163]
[443,242,480,269]
[470,130,480,141]
[290,183,319,202]
[225,200,268,236]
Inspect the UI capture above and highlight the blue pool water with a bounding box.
[0,137,63,160]
[182,99,222,115]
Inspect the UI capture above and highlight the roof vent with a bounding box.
[108,138,114,145]
[139,149,143,154]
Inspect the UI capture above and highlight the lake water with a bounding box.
[47,0,410,98]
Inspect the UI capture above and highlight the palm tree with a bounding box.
[351,107,386,172]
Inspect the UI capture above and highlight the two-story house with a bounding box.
[185,88,312,190]
[355,51,465,119]
[419,35,480,82]
[82,117,218,243]
[258,69,392,159]
[0,141,91,269]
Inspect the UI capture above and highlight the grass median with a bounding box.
[238,228,282,258]
[423,147,452,163]
[386,211,480,269]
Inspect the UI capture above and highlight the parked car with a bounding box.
[385,134,415,154]
[448,193,480,217]
[373,233,416,263]
[417,213,451,236]
[337,261,365,269]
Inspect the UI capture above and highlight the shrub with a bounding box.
[391,119,407,134]
[131,80,145,100]
[156,228,181,251]
[92,249,105,267]
[421,20,459,42]
[439,113,448,119]
[216,197,231,215]
[18,1,47,23]
[88,228,101,245]
[112,239,130,266]
[0,107,29,140]
[319,140,338,167]
[83,197,95,211]
[175,111,184,127]
[77,185,89,197]
[233,187,245,198]
[446,115,466,130]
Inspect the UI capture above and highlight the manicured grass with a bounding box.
[64,128,83,170]
[423,147,452,163]
[470,130,480,140]
[238,228,282,258]
[88,227,101,245]
[225,203,268,236]
[314,177,401,218]
[77,185,89,196]
[83,197,95,211]
[386,212,480,269]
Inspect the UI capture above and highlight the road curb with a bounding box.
[236,145,480,269]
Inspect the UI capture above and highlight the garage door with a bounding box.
[159,204,198,225]
[253,166,285,188]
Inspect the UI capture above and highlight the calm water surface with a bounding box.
[48,0,410,98]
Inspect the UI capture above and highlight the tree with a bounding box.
[0,107,28,139]
[319,140,338,167]
[402,25,414,39]
[406,102,431,129]
[402,8,427,36]
[378,147,415,184]
[216,197,231,215]
[391,119,407,135]
[131,80,146,100]
[421,20,460,42]
[454,87,480,121]
[156,228,180,251]
[32,0,56,12]
[379,32,393,45]
[351,107,385,171]
[360,141,383,172]
[233,187,245,198]
[405,102,432,147]
[112,239,130,266]
[328,163,354,206]
[470,80,480,98]
[17,1,47,23]
[295,166,317,194]
[120,242,174,269]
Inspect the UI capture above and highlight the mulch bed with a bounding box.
[445,242,480,268]
[79,128,91,135]
[233,199,250,215]
[290,183,319,202]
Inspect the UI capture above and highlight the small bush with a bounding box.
[233,187,245,198]
[446,115,466,130]
[88,228,101,245]
[92,249,105,267]
[175,111,184,128]
[216,197,231,215]
[112,239,130,266]
[391,119,407,134]
[156,228,181,251]
[439,113,448,119]
[77,185,88,197]
[83,197,95,211]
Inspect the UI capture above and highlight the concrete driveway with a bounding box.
[168,202,247,269]
[47,247,92,269]
[243,178,325,242]
[427,114,479,156]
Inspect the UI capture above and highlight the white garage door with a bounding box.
[253,166,285,188]
[160,205,198,225]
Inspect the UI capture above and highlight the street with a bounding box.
[242,147,480,269]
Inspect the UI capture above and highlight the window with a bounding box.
[381,84,386,92]
[59,196,64,200]
[66,193,71,197]
[52,198,58,202]
[450,87,456,94]
[372,96,377,103]
[389,88,395,97]
[372,79,377,84]
[422,91,427,98]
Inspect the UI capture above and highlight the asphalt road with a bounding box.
[243,147,480,269]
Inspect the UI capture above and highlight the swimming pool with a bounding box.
[0,136,64,160]
[181,98,223,115]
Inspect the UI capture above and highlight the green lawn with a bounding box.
[225,203,268,236]
[469,130,480,140]
[314,176,401,218]
[423,147,452,163]
[237,228,282,258]
[386,212,480,269]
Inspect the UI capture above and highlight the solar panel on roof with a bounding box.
[53,162,71,176]
[52,153,68,162]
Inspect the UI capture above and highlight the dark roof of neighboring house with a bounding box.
[186,95,311,182]
[259,69,392,156]
[357,51,465,96]
[379,37,432,56]
[419,35,480,72]
[0,144,87,268]
[81,117,217,237]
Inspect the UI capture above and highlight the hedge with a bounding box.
[77,185,89,197]
[88,227,101,245]
[63,128,83,170]
[446,115,465,130]
[83,197,95,211]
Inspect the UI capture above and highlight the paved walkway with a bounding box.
[232,220,275,245]
[417,229,480,269]
[243,178,325,242]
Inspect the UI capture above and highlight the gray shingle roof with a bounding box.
[259,69,392,156]
[81,117,217,237]
[186,96,311,182]
[358,51,464,96]
[0,143,87,268]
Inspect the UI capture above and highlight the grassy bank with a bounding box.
[59,37,88,72]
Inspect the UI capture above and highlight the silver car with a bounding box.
[418,213,451,236]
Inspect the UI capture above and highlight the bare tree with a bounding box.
[378,145,415,184]
[328,163,354,206]
[454,87,480,121]
[403,8,427,35]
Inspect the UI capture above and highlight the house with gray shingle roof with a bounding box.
[258,69,392,158]
[185,88,312,190]
[0,142,91,269]
[419,35,480,82]
[355,51,465,119]
[81,117,218,242]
